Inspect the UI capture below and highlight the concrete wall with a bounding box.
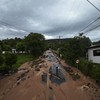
[88,47,100,64]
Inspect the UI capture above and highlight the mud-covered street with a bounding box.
[0,50,100,100]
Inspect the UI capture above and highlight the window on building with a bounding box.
[93,49,100,56]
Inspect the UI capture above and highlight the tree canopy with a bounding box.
[0,55,4,66]
[60,36,91,65]
[16,42,25,52]
[24,32,45,56]
[5,53,17,68]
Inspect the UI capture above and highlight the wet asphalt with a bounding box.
[45,50,66,85]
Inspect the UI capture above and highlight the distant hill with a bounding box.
[93,40,100,45]
[46,38,72,43]
[45,38,72,49]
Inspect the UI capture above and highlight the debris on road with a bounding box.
[0,50,100,100]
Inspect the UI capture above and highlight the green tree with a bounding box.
[0,45,2,54]
[2,44,11,51]
[5,53,17,70]
[60,36,91,65]
[79,58,93,76]
[2,38,22,48]
[0,55,4,66]
[91,64,100,80]
[24,32,45,57]
[16,42,25,52]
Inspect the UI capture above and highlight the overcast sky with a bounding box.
[0,0,100,41]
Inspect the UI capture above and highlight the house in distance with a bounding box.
[87,44,100,64]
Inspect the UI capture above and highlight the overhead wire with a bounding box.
[79,17,100,33]
[0,20,29,33]
[73,0,89,37]
[85,24,100,35]
[82,0,100,36]
[74,0,100,37]
[87,0,100,13]
[74,17,100,36]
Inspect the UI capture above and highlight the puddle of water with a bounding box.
[49,64,66,85]
[49,63,60,75]
[50,74,65,85]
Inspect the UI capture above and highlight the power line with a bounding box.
[79,17,100,33]
[85,24,100,34]
[87,0,100,13]
[74,0,100,37]
[81,0,100,35]
[0,20,29,33]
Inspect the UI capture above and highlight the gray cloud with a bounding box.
[0,0,100,41]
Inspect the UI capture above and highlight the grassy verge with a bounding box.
[77,58,100,85]
[13,54,34,70]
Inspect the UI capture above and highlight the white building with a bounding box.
[12,49,17,53]
[12,49,26,54]
[88,45,100,64]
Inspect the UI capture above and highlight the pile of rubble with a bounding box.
[63,66,80,80]
[17,68,30,85]
[80,82,100,100]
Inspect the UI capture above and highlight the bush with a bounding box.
[0,65,9,74]
[78,58,93,76]
[0,53,17,74]
[0,55,4,65]
[4,53,17,71]
[78,58,100,81]
[13,54,33,69]
[91,64,100,80]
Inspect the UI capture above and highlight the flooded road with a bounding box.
[0,50,99,100]
[44,50,66,85]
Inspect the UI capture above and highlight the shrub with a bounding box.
[4,52,17,71]
[78,58,100,81]
[78,58,93,76]
[91,64,100,80]
[0,55,4,66]
[0,64,9,74]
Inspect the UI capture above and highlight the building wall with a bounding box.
[88,47,100,64]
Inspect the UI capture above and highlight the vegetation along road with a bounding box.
[0,50,100,100]
[0,33,100,100]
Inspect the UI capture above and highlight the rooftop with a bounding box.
[88,44,100,49]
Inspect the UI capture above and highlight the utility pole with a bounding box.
[87,0,100,13]
[57,35,63,40]
[57,35,63,57]
[58,35,63,41]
